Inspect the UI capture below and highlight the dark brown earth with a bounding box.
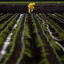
[39,13,64,46]
[0,13,4,17]
[6,14,25,64]
[47,14,64,30]
[0,14,15,32]
[0,3,64,13]
[33,14,60,64]
[20,14,42,64]
[38,13,64,63]
[0,14,12,24]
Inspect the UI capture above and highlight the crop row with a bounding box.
[36,13,64,64]
[0,13,64,64]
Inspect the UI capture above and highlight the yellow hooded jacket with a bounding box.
[28,3,35,13]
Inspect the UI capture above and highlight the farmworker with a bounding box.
[28,3,35,13]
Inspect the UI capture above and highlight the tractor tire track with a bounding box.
[6,14,25,64]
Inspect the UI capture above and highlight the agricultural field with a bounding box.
[0,12,64,64]
[0,1,64,64]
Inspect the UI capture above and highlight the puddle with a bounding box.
[0,14,23,62]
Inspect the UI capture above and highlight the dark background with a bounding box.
[0,0,64,1]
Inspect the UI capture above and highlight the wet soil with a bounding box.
[0,3,64,13]
[49,26,64,46]
[44,14,64,33]
[56,49,64,63]
[33,14,60,64]
[39,13,64,47]
[37,14,64,64]
[0,13,4,17]
[6,14,25,64]
[20,14,41,64]
[48,14,64,30]
[0,14,17,32]
[0,14,12,24]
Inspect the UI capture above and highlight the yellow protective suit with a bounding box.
[28,3,35,13]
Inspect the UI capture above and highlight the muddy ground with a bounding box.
[6,14,25,64]
[20,14,42,64]
[0,3,64,13]
[33,14,60,64]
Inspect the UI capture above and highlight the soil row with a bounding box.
[6,14,25,64]
[0,14,13,32]
[33,14,60,64]
[20,14,41,64]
